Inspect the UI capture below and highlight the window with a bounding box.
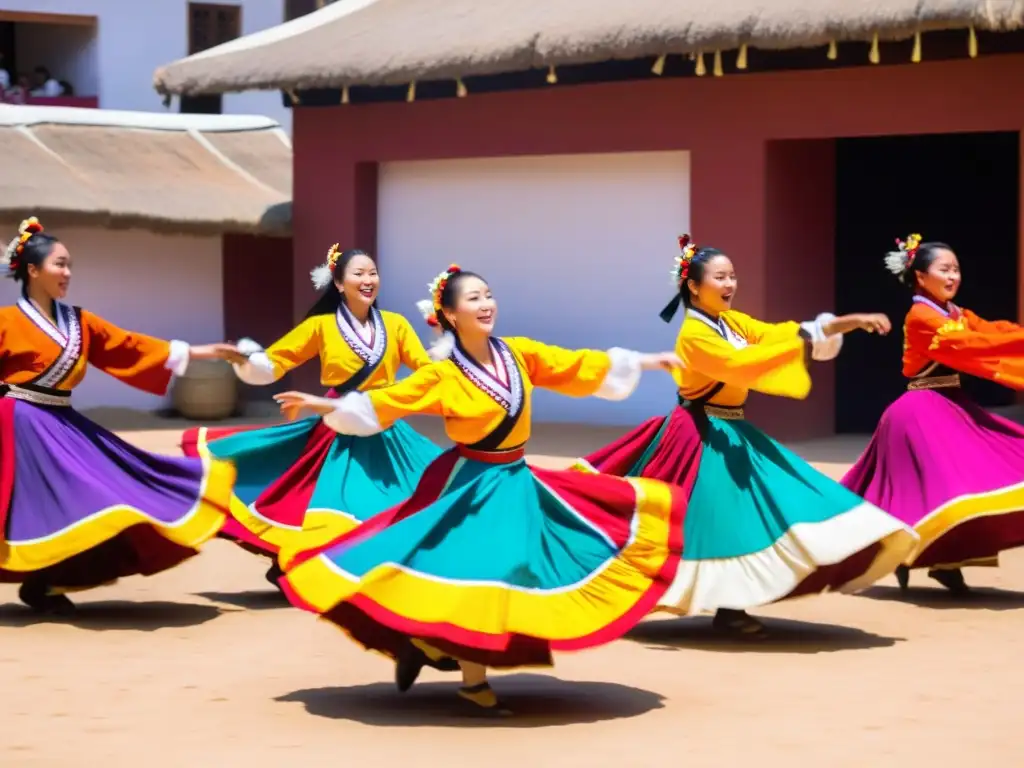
[181,3,241,114]
[284,0,340,23]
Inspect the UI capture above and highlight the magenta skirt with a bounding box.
[842,388,1024,570]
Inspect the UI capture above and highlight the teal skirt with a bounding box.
[578,405,917,613]
[182,417,441,562]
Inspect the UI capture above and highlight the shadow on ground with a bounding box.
[626,616,903,654]
[197,590,290,611]
[859,584,1024,611]
[0,599,225,630]
[278,673,664,727]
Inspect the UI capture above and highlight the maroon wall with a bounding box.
[288,53,1024,438]
[222,233,294,393]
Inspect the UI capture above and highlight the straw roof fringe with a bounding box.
[153,0,1024,96]
[0,106,292,236]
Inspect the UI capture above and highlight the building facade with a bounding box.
[0,1,294,129]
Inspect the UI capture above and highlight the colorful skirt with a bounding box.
[575,404,917,614]
[182,415,441,566]
[0,398,232,590]
[842,388,1024,570]
[281,446,684,668]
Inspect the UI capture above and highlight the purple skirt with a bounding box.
[841,388,1024,570]
[0,397,233,591]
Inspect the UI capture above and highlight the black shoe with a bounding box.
[19,582,75,616]
[928,568,969,595]
[895,565,910,591]
[265,562,284,591]
[395,642,428,693]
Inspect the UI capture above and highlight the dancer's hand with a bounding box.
[190,343,248,365]
[274,391,334,421]
[640,352,684,372]
[821,313,891,336]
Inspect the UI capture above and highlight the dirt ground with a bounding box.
[3,414,1022,767]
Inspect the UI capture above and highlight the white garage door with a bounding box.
[377,151,690,426]
[0,227,224,411]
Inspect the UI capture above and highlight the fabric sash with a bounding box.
[452,338,526,452]
[333,305,388,395]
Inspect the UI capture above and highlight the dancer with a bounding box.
[182,246,440,585]
[273,264,686,715]
[843,235,1024,594]
[574,235,918,637]
[0,217,240,615]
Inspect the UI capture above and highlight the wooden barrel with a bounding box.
[171,359,238,420]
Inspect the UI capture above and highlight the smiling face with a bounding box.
[26,241,71,301]
[688,253,737,314]
[914,248,961,303]
[337,254,379,311]
[443,275,496,338]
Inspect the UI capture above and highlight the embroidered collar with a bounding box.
[913,294,960,319]
[687,307,746,349]
[17,298,83,388]
[18,297,70,347]
[452,338,524,415]
[335,304,386,365]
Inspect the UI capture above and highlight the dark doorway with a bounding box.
[834,131,1020,433]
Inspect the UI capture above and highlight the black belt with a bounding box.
[0,382,72,407]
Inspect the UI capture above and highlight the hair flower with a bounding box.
[418,263,462,328]
[884,232,923,277]
[3,216,44,277]
[670,234,699,287]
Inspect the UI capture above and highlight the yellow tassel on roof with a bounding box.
[695,51,706,76]
[912,30,922,63]
[546,65,558,84]
[652,54,666,75]
[737,44,748,70]
[713,50,724,76]
[827,39,838,60]
[869,32,880,64]
[341,85,349,104]
[287,89,300,105]
[406,81,416,102]
[968,25,978,58]
[456,78,467,98]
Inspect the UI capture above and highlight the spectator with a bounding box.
[30,66,64,97]
[5,73,30,104]
[0,52,10,91]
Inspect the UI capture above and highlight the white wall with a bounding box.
[6,1,291,131]
[377,152,690,427]
[0,227,224,411]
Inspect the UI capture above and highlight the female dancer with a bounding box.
[574,235,918,637]
[182,246,440,585]
[843,235,1024,594]
[273,264,686,715]
[0,217,240,615]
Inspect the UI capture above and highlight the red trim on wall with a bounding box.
[292,53,1024,437]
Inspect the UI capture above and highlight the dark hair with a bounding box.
[893,241,953,289]
[10,231,60,293]
[659,246,726,323]
[436,270,486,334]
[305,248,376,318]
[34,65,50,78]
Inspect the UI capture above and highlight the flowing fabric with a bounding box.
[282,447,684,667]
[0,399,232,589]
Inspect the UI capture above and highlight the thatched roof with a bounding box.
[1,106,292,236]
[153,0,1024,96]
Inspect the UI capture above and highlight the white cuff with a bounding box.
[323,392,383,436]
[166,340,191,376]
[594,347,643,401]
[233,337,277,385]
[800,313,844,362]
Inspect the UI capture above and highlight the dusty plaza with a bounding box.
[1,416,1022,767]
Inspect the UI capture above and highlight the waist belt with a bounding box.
[907,374,961,392]
[456,444,526,464]
[678,392,744,420]
[0,382,72,407]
